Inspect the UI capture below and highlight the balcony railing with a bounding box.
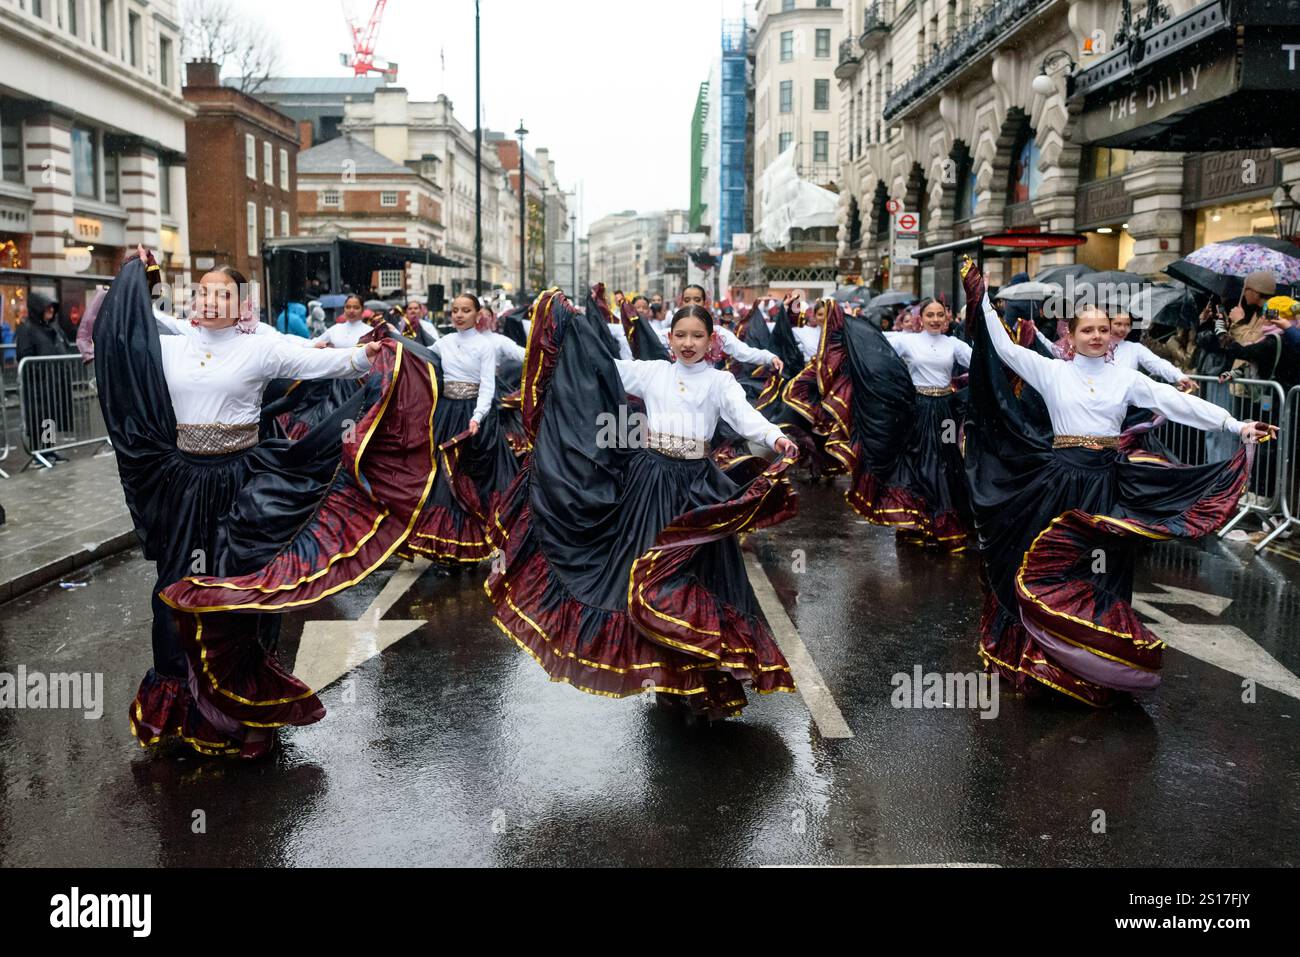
[835,37,861,79]
[860,1,894,50]
[883,0,1050,121]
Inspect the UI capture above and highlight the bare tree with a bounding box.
[180,0,282,94]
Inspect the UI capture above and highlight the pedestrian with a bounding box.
[485,293,799,722]
[95,251,433,761]
[15,290,74,463]
[275,301,311,338]
[961,258,1271,707]
[403,293,518,572]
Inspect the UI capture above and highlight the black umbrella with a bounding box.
[871,290,916,308]
[1073,270,1153,313]
[1129,282,1187,329]
[1034,263,1092,285]
[833,285,872,304]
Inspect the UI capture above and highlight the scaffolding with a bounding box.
[718,18,748,252]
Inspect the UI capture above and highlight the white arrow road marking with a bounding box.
[291,558,432,692]
[1132,583,1300,702]
[745,552,853,739]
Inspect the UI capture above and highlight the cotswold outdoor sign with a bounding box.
[1077,53,1236,146]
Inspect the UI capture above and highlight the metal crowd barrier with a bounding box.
[1149,374,1288,539]
[1,342,16,477]
[15,355,109,468]
[1256,384,1300,554]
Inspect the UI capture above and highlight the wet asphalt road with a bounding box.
[2,480,1299,867]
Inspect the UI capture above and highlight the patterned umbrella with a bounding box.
[1182,240,1300,284]
[1167,236,1300,301]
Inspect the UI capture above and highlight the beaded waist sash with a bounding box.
[915,386,954,396]
[443,381,480,400]
[177,423,259,456]
[647,431,710,460]
[1053,434,1120,450]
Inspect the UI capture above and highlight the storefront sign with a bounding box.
[1242,32,1300,90]
[1077,50,1237,145]
[1075,178,1134,230]
[74,217,102,242]
[1183,149,1278,205]
[0,203,30,233]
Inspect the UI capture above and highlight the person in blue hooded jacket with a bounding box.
[275,301,310,338]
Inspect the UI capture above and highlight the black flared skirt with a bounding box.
[405,391,518,565]
[486,291,799,717]
[95,258,438,755]
[959,261,1249,706]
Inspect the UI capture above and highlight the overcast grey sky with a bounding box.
[223,0,745,228]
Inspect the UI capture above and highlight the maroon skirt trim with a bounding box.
[485,456,799,713]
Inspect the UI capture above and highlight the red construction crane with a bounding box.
[341,0,398,81]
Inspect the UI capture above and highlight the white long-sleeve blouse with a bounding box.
[979,295,1242,437]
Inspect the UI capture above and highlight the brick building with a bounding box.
[296,134,445,297]
[183,60,298,286]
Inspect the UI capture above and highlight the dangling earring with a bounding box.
[235,299,260,335]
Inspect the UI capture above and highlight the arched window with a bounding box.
[847,197,862,249]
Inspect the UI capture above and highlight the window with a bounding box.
[159,163,171,215]
[159,36,173,88]
[781,0,794,9]
[280,209,290,236]
[263,141,273,185]
[778,132,793,155]
[816,0,830,5]
[71,126,97,199]
[103,150,119,205]
[127,10,140,67]
[321,189,340,208]
[779,80,793,114]
[381,190,399,207]
[265,205,273,238]
[1009,134,1042,204]
[279,148,289,190]
[814,78,830,111]
[98,0,113,53]
[246,202,258,256]
[68,0,79,37]
[244,134,255,179]
[1081,146,1131,183]
[814,131,829,163]
[779,31,793,61]
[379,269,404,291]
[1,110,22,184]
[815,29,831,58]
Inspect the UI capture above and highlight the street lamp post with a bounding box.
[570,211,577,298]
[515,120,528,300]
[474,0,482,293]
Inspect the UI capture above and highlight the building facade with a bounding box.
[833,0,1300,299]
[184,60,298,286]
[240,76,388,149]
[753,0,843,211]
[341,88,523,297]
[296,134,444,297]
[588,209,689,297]
[0,0,190,328]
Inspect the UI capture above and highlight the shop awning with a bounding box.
[1071,0,1300,151]
[912,233,1085,261]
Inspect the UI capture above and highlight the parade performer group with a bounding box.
[95,247,1276,760]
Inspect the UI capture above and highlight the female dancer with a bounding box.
[310,293,371,348]
[405,293,518,568]
[97,254,437,759]
[678,284,784,374]
[486,295,800,721]
[962,259,1272,706]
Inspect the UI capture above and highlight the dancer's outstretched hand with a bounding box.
[1241,421,1278,443]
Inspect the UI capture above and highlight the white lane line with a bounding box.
[291,558,432,692]
[745,552,853,739]
[1132,582,1300,702]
